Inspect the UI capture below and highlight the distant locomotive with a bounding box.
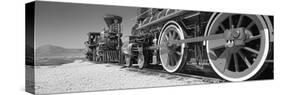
[125,8,273,81]
[85,15,123,63]
[85,32,100,61]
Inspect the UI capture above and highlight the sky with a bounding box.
[35,1,138,49]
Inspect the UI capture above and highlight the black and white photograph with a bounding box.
[24,0,274,95]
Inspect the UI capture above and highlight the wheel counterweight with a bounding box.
[206,13,270,81]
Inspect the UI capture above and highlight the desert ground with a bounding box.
[31,59,215,94]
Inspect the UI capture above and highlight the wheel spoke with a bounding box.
[245,35,261,43]
[168,31,173,40]
[169,53,176,66]
[243,47,259,54]
[172,53,178,66]
[212,48,231,72]
[237,15,244,28]
[172,50,180,59]
[229,16,233,28]
[224,53,232,72]
[234,53,239,72]
[246,21,255,30]
[174,32,179,39]
[172,31,176,39]
[165,35,169,41]
[237,51,251,68]
[167,54,171,65]
[219,24,226,31]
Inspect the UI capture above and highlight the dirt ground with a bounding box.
[33,60,211,94]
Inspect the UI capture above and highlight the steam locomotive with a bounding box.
[86,8,274,82]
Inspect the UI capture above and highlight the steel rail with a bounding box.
[127,67,224,83]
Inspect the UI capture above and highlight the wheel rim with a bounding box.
[206,13,269,81]
[159,23,185,73]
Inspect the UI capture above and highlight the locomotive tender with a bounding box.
[86,8,273,82]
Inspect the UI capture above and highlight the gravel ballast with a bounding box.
[34,60,208,94]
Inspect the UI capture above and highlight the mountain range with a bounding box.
[36,45,84,58]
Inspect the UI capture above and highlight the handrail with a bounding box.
[136,10,186,30]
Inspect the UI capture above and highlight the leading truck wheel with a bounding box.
[137,53,145,69]
[159,21,187,73]
[206,13,270,81]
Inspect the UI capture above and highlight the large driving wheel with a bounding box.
[206,13,269,81]
[159,21,187,73]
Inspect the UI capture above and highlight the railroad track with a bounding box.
[124,65,226,83]
[97,61,272,82]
